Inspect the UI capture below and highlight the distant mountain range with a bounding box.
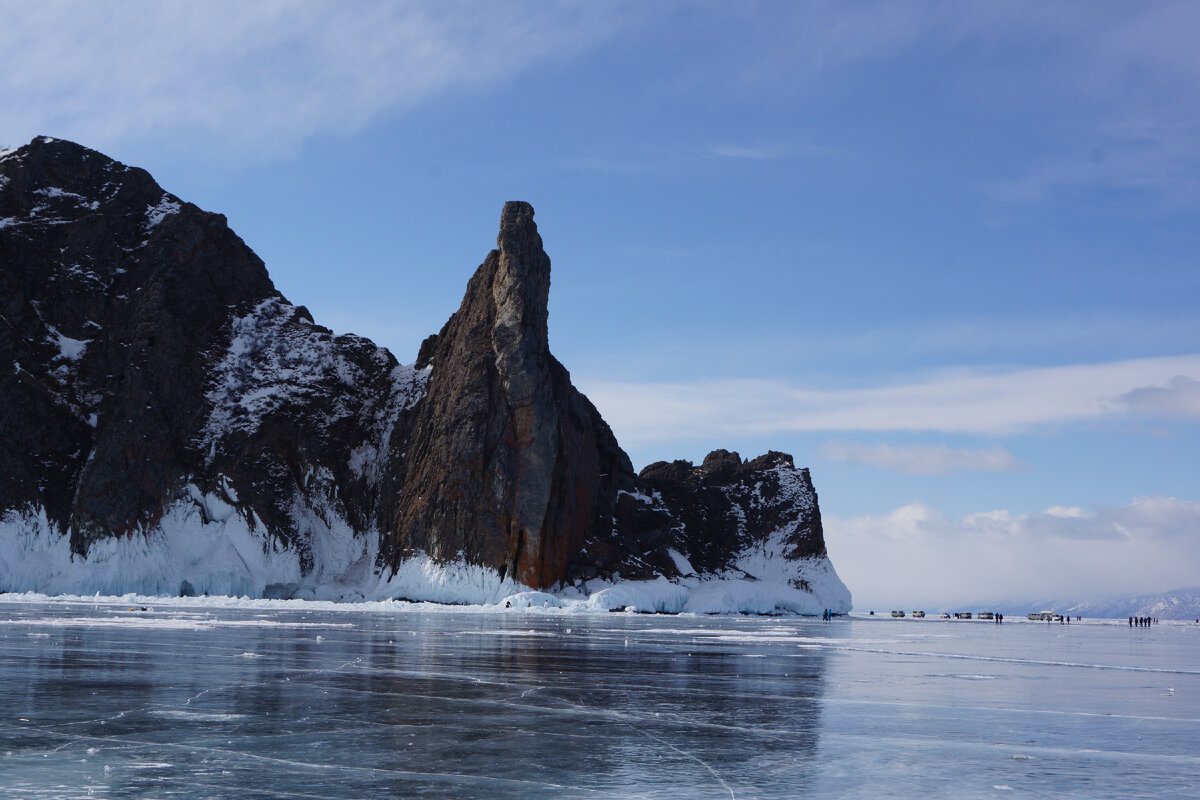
[941,587,1200,620]
[1054,587,1200,621]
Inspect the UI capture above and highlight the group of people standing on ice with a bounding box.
[1129,616,1157,627]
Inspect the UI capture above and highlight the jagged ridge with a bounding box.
[0,137,850,612]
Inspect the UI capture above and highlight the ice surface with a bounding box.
[0,598,1196,799]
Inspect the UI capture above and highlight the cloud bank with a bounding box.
[826,495,1200,610]
[819,442,1023,475]
[1118,375,1200,420]
[582,354,1200,442]
[0,1,644,157]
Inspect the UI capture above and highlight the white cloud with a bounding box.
[736,3,1200,100]
[1118,375,1200,420]
[580,354,1200,443]
[703,143,791,161]
[695,139,846,163]
[0,1,647,158]
[818,441,1023,475]
[825,495,1200,610]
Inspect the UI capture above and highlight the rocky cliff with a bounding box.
[382,202,637,590]
[0,137,850,613]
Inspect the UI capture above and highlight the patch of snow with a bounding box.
[495,591,563,609]
[730,526,851,611]
[367,554,531,605]
[0,497,307,599]
[34,186,91,205]
[574,572,847,615]
[145,194,182,229]
[583,578,690,613]
[59,263,107,287]
[0,217,18,229]
[51,329,89,360]
[288,480,377,594]
[682,577,832,615]
[202,297,363,444]
[617,489,656,505]
[356,363,429,487]
[347,443,377,479]
[667,548,696,576]
[200,297,426,486]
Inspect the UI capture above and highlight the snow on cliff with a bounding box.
[0,499,850,614]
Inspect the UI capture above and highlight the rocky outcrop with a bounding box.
[0,136,275,550]
[382,202,636,588]
[0,137,422,585]
[0,137,849,611]
[629,451,827,583]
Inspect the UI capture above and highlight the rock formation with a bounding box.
[0,137,850,612]
[384,202,636,589]
[0,137,419,586]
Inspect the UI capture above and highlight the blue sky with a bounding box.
[4,1,1198,608]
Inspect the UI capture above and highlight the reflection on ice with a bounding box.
[0,595,1197,798]
[1,596,828,799]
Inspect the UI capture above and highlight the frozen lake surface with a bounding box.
[1,597,1197,799]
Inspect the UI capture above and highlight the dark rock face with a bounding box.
[383,202,636,588]
[631,450,827,586]
[1,137,836,600]
[0,137,421,573]
[1,137,272,549]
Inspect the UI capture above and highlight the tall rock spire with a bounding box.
[383,202,636,587]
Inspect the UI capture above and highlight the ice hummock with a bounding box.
[0,495,851,615]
